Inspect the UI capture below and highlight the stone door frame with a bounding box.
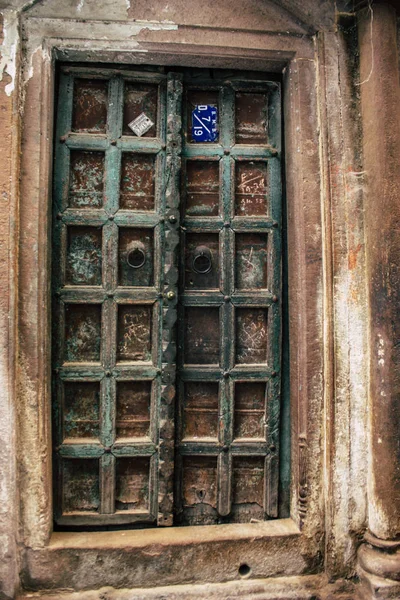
[14,8,371,594]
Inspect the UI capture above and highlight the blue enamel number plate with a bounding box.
[192,105,218,142]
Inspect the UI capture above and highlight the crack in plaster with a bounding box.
[0,9,18,96]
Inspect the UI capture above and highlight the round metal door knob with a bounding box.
[166,291,176,300]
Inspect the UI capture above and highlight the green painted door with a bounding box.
[52,66,282,527]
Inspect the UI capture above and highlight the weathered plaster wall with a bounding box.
[24,0,334,31]
[359,4,400,542]
[355,5,400,598]
[317,16,369,579]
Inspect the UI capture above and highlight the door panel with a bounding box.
[52,66,281,528]
[175,72,281,526]
[53,68,177,526]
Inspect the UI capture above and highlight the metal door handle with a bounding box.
[192,246,212,274]
[126,242,146,269]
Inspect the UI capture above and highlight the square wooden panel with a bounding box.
[116,381,151,439]
[183,307,220,365]
[234,382,266,440]
[235,92,269,145]
[184,160,220,216]
[235,308,268,365]
[119,153,156,211]
[235,232,268,290]
[62,458,100,513]
[115,457,151,511]
[123,83,158,137]
[117,305,153,363]
[69,150,105,209]
[66,226,102,286]
[235,161,269,216]
[182,382,219,440]
[231,456,265,523]
[64,304,102,363]
[72,79,108,134]
[63,381,100,441]
[184,232,220,290]
[181,456,218,525]
[118,228,154,287]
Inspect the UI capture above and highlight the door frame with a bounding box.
[15,11,352,591]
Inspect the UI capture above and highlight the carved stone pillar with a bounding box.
[357,3,400,598]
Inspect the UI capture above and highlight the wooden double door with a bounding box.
[52,65,282,527]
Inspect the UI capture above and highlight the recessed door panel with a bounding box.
[123,83,158,137]
[120,153,156,211]
[63,381,101,441]
[184,232,220,290]
[116,381,152,439]
[68,150,105,208]
[184,160,220,216]
[235,161,269,216]
[72,79,108,133]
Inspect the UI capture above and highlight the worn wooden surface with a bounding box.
[175,72,282,525]
[51,67,282,528]
[52,68,168,526]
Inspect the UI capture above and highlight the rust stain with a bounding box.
[348,243,362,270]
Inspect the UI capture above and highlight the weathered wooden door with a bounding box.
[52,66,282,527]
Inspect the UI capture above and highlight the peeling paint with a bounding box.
[0,10,19,97]
[23,43,51,89]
